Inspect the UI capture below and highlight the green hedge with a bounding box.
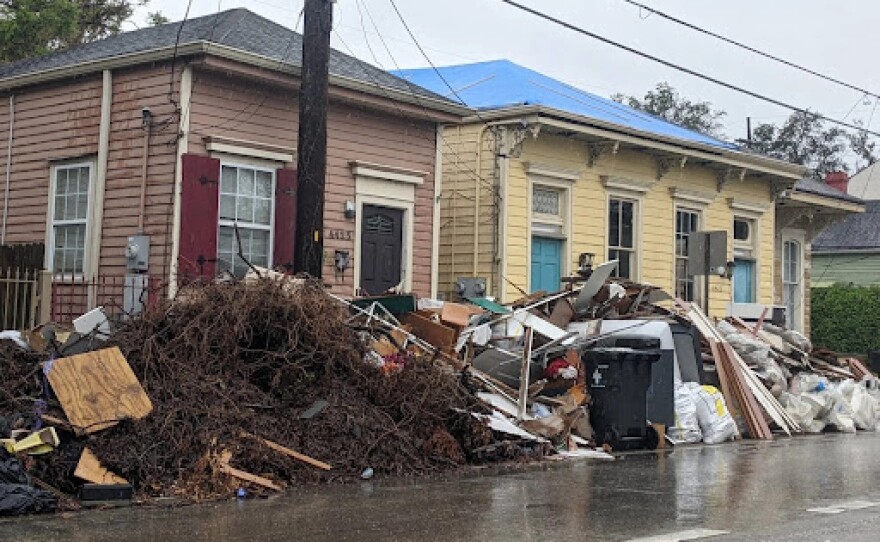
[811,285,880,354]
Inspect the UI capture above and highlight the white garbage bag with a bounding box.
[778,391,816,431]
[827,380,857,433]
[688,383,738,444]
[850,381,879,431]
[668,381,702,444]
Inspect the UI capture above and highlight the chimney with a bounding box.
[825,171,849,193]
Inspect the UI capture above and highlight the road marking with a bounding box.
[807,500,880,514]
[627,528,729,541]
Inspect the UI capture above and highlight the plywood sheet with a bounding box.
[45,347,153,434]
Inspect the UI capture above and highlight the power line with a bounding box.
[498,0,880,138]
[387,0,488,124]
[620,0,880,101]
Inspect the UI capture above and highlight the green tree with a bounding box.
[612,82,727,138]
[748,112,878,179]
[146,10,168,26]
[0,0,151,63]
[616,82,878,179]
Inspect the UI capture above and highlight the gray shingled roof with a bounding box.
[0,8,449,103]
[794,178,863,204]
[812,200,880,251]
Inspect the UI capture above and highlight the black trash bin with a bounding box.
[583,337,661,451]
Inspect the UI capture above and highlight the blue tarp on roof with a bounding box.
[392,59,737,151]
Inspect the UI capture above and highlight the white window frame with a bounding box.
[217,162,276,276]
[674,207,701,303]
[606,195,640,280]
[782,231,805,331]
[732,215,758,303]
[47,161,94,279]
[527,176,573,290]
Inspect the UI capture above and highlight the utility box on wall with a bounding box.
[125,235,150,272]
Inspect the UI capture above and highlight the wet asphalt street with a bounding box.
[3,432,880,541]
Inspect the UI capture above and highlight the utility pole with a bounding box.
[294,0,333,277]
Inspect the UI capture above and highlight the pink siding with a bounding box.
[0,59,438,304]
[188,69,438,296]
[101,65,181,281]
[0,76,103,244]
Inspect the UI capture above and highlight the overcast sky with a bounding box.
[134,0,880,152]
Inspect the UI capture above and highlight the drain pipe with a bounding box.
[2,94,14,245]
[138,107,153,233]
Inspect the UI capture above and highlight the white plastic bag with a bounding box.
[850,382,878,431]
[688,383,737,444]
[827,380,857,433]
[668,381,702,444]
[778,391,816,431]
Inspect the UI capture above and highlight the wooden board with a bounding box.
[45,347,153,434]
[75,448,129,485]
[216,452,282,491]
[242,432,332,471]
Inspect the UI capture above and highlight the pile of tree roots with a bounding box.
[1,278,491,501]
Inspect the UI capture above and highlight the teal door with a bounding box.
[530,236,563,293]
[733,258,755,303]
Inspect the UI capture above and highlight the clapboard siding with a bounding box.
[0,76,103,247]
[188,68,438,297]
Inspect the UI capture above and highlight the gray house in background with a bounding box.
[812,200,880,287]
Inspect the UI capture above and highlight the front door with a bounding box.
[732,258,755,303]
[530,236,563,293]
[360,204,404,295]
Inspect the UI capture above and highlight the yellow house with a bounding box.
[395,61,813,321]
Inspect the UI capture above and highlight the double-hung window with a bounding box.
[783,240,801,329]
[50,163,92,276]
[675,209,700,301]
[608,198,636,279]
[217,164,275,277]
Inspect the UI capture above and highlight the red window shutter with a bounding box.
[178,154,221,279]
[273,168,297,273]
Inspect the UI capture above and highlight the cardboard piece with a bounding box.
[400,312,457,352]
[441,302,472,328]
[45,347,153,434]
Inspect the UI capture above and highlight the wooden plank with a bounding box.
[75,448,129,485]
[241,432,332,471]
[216,454,282,491]
[44,347,153,434]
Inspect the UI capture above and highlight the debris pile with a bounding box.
[0,277,499,510]
[2,257,877,516]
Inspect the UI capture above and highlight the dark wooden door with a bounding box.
[360,204,404,295]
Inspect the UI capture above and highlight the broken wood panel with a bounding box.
[75,448,129,485]
[45,347,153,434]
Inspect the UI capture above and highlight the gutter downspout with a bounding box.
[2,95,13,245]
[138,118,152,233]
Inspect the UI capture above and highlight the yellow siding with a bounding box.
[436,124,496,298]
[439,125,780,317]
